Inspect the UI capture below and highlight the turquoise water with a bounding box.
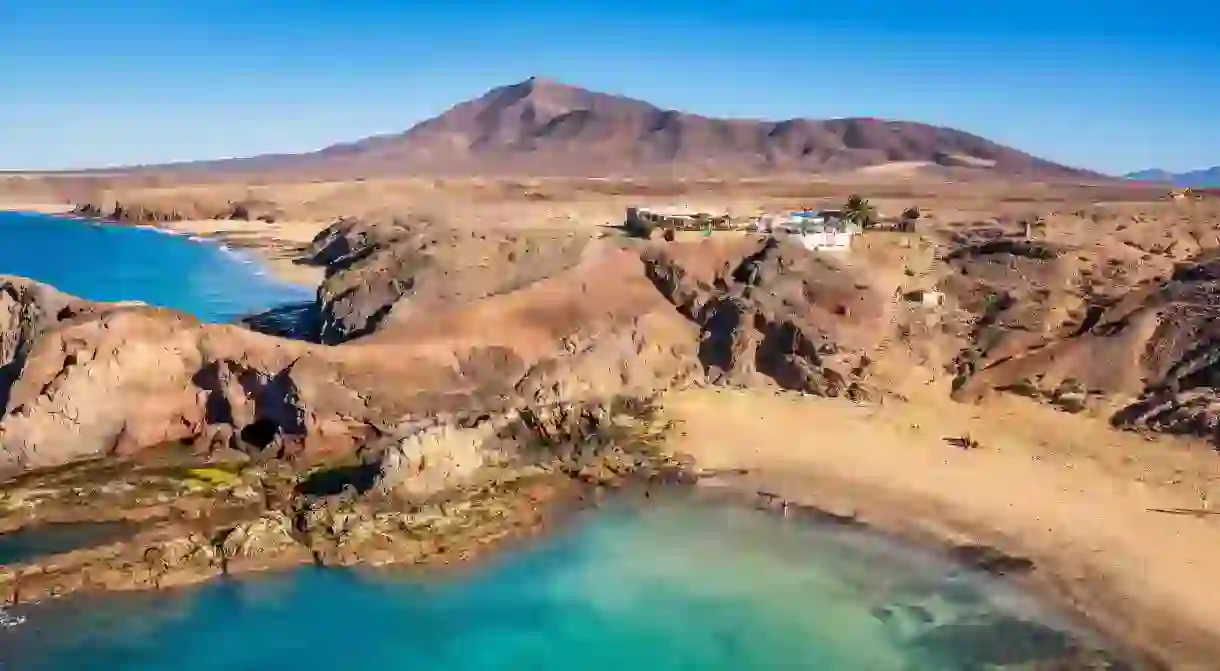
[0,500,1121,670]
[0,211,1123,669]
[0,211,314,322]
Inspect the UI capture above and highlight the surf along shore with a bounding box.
[0,198,324,286]
[4,189,1220,669]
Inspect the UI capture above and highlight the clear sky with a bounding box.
[2,0,1217,174]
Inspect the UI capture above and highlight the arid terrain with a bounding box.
[2,79,1219,669]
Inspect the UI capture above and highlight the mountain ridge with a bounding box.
[115,77,1108,180]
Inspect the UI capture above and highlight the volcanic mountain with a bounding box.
[138,77,1104,180]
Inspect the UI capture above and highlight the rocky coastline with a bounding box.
[5,208,1220,667]
[0,395,691,605]
[0,211,895,606]
[0,214,691,603]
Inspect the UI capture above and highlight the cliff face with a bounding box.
[0,215,900,602]
[12,210,1220,478]
[0,216,899,474]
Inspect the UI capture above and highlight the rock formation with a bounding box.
[10,206,1220,608]
[933,217,1220,444]
[0,213,960,602]
[0,216,898,474]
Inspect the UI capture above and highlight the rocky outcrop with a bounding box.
[0,302,539,470]
[73,199,281,225]
[305,217,595,344]
[950,253,1220,441]
[0,277,115,411]
[641,237,884,399]
[1,216,904,471]
[0,394,688,604]
[373,414,511,499]
[0,224,685,470]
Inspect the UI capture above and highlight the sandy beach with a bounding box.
[0,201,74,215]
[2,203,328,287]
[153,219,329,287]
[667,385,1220,669]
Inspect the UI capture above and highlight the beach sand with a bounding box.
[135,218,328,287]
[666,385,1220,669]
[0,201,75,215]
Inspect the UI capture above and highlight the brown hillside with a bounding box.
[123,77,1104,180]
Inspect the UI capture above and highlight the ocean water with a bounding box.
[0,499,1120,670]
[0,211,314,322]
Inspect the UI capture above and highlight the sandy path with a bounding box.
[666,386,1220,670]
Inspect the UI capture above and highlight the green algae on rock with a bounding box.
[0,396,690,604]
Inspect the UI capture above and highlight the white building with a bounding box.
[778,210,860,251]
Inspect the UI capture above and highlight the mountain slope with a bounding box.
[1125,166,1220,188]
[137,77,1106,180]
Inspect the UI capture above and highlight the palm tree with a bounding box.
[843,194,879,229]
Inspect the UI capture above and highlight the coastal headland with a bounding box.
[3,79,1220,668]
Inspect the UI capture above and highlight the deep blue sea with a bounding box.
[0,212,1121,669]
[0,211,313,322]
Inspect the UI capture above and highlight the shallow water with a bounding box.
[0,499,1122,670]
[0,521,139,565]
[0,211,314,322]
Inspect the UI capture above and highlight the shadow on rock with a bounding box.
[238,302,320,342]
[295,462,381,497]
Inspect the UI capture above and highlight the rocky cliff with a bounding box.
[0,217,897,476]
[11,207,1220,602]
[0,214,906,600]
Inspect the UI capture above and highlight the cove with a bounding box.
[0,211,314,322]
[0,210,1130,668]
[0,499,1126,670]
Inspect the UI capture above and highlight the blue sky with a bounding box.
[2,0,1216,174]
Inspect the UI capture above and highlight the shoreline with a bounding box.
[0,406,1184,668]
[10,205,328,289]
[695,474,1168,670]
[2,478,1154,668]
[0,202,75,215]
[688,481,1159,668]
[3,196,1217,667]
[145,217,329,288]
[667,387,1220,670]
